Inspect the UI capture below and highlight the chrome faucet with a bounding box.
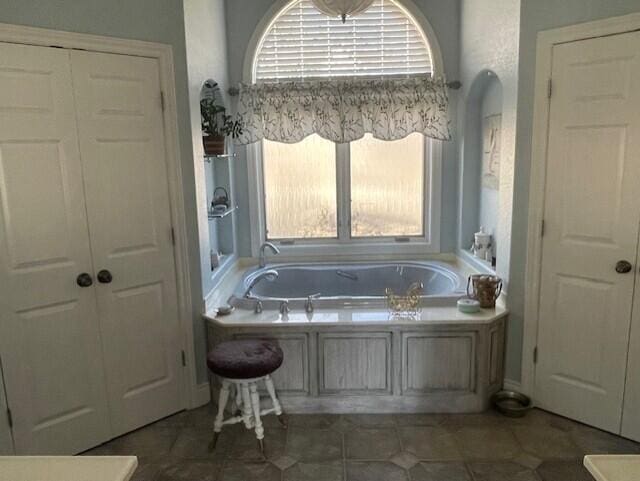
[243,269,279,298]
[259,242,280,268]
[305,293,321,314]
[279,300,290,315]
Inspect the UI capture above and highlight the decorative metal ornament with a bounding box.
[310,0,375,23]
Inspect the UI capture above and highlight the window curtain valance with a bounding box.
[233,77,451,145]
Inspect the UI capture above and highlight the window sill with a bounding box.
[264,239,440,260]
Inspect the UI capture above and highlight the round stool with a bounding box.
[207,339,286,453]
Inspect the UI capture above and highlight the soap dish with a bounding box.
[457,298,481,314]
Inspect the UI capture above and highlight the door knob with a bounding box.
[97,269,113,284]
[616,260,633,274]
[76,273,93,287]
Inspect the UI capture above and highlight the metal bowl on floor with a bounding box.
[491,390,532,417]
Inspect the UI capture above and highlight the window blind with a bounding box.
[254,0,433,81]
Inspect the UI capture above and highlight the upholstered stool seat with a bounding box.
[207,339,283,379]
[207,339,286,455]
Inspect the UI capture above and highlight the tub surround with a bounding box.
[205,258,507,414]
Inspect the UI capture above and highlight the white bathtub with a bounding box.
[228,261,466,311]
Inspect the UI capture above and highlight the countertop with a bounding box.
[0,456,138,481]
[584,455,640,481]
[203,258,508,327]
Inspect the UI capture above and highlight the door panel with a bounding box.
[536,31,640,433]
[70,51,183,435]
[0,43,111,454]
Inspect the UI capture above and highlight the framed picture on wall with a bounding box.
[482,114,501,190]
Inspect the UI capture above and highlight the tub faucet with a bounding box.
[279,300,290,315]
[305,293,321,314]
[259,242,280,268]
[243,269,279,298]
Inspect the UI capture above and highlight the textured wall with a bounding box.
[507,0,640,384]
[184,0,231,382]
[224,0,461,256]
[457,0,520,380]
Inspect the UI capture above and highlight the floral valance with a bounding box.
[233,77,452,145]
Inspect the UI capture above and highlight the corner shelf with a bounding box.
[208,205,237,220]
[204,153,236,163]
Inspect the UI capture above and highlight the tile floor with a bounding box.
[83,405,640,481]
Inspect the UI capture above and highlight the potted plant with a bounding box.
[200,97,243,156]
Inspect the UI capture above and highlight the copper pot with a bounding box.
[466,274,502,308]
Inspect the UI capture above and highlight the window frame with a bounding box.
[244,0,445,259]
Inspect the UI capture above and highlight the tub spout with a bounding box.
[243,269,279,298]
[259,242,280,268]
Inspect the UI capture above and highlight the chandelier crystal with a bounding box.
[310,0,376,23]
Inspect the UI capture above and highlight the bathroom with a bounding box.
[1,0,640,480]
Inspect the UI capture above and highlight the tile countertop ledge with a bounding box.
[0,456,138,481]
[584,455,640,481]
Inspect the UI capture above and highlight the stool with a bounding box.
[206,339,286,453]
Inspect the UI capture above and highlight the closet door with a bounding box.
[534,31,640,433]
[0,43,111,453]
[70,51,184,435]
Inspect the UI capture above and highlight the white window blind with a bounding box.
[254,0,432,81]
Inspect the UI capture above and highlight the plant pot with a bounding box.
[203,135,225,156]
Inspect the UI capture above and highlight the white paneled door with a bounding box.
[0,43,111,454]
[0,43,183,453]
[535,31,640,434]
[70,51,183,437]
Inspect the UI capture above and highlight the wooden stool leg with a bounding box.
[210,379,230,451]
[234,382,243,416]
[249,382,265,454]
[264,375,287,427]
[240,382,253,429]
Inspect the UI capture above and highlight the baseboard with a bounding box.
[502,378,522,392]
[192,382,211,408]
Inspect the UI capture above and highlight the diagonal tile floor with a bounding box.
[82,404,640,481]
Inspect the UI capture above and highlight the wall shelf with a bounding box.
[208,205,237,220]
[204,153,236,162]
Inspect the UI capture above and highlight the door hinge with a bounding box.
[171,227,176,246]
[533,346,538,364]
[6,409,12,428]
[181,350,186,367]
[541,220,546,237]
[160,91,166,111]
[547,78,553,99]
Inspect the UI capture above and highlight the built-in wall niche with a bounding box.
[201,79,237,273]
[459,70,503,272]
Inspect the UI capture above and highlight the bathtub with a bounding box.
[228,261,466,311]
[207,260,507,414]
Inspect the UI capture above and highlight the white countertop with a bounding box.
[0,456,138,481]
[203,257,508,327]
[584,455,640,481]
[206,305,508,327]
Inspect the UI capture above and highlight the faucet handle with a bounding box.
[305,293,321,314]
[279,300,290,315]
[254,300,263,314]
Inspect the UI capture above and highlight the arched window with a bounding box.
[249,0,442,252]
[253,0,434,81]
